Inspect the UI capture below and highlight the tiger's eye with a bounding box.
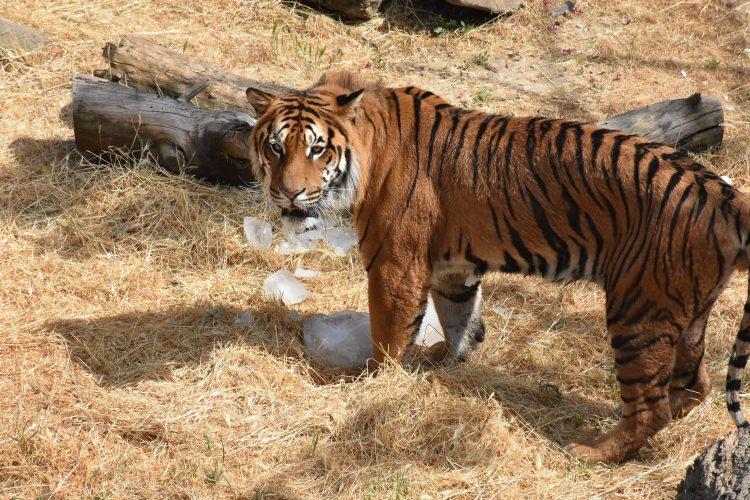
[310,145,324,156]
[269,142,283,156]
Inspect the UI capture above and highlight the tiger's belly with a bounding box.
[432,238,596,287]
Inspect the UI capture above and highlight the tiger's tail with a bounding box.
[726,269,750,428]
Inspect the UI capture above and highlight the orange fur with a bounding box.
[246,72,750,464]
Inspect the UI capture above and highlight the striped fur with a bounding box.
[246,72,750,463]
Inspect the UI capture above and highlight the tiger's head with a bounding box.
[245,78,367,229]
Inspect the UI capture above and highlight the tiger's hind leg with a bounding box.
[564,314,680,463]
[670,312,711,418]
[427,271,485,365]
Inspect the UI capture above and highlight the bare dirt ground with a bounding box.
[1,0,749,498]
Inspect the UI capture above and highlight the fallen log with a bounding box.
[72,73,255,185]
[0,19,49,54]
[96,36,723,154]
[94,35,289,116]
[598,93,724,153]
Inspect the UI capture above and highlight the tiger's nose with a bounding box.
[281,187,305,201]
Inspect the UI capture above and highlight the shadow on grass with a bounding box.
[322,361,615,472]
[8,136,78,173]
[285,0,504,33]
[46,300,304,387]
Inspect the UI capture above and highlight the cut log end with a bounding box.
[596,93,724,153]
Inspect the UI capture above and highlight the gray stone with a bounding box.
[677,428,750,500]
[444,0,522,14]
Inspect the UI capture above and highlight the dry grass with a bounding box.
[1,0,749,497]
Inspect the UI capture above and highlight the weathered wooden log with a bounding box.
[97,36,723,153]
[94,35,289,116]
[72,73,255,185]
[0,19,49,53]
[597,93,723,153]
[677,428,750,499]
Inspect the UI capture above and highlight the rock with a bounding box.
[243,217,272,249]
[550,0,575,16]
[263,270,311,305]
[302,0,383,20]
[444,0,522,14]
[677,428,750,499]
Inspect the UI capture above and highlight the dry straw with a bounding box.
[1,0,749,497]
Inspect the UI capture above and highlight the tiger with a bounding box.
[245,71,750,464]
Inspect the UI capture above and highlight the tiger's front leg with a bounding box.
[366,254,431,370]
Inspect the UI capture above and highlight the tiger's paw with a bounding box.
[563,442,605,463]
[426,341,451,365]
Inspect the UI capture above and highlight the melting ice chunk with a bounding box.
[321,227,358,256]
[274,235,316,255]
[243,217,272,249]
[294,267,321,279]
[302,299,444,369]
[492,306,512,318]
[304,311,372,370]
[274,221,357,257]
[263,270,311,305]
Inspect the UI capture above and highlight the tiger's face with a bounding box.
[246,87,364,227]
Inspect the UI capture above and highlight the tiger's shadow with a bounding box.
[322,361,617,470]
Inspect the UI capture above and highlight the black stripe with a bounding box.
[657,170,685,221]
[503,213,534,268]
[465,242,488,275]
[435,284,479,303]
[437,113,461,180]
[413,94,422,168]
[451,119,471,168]
[473,115,494,189]
[727,379,742,391]
[390,91,402,136]
[489,201,503,243]
[365,244,384,272]
[730,355,748,369]
[529,193,570,278]
[426,112,443,177]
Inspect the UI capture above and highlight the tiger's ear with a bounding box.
[334,89,364,118]
[246,87,275,116]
